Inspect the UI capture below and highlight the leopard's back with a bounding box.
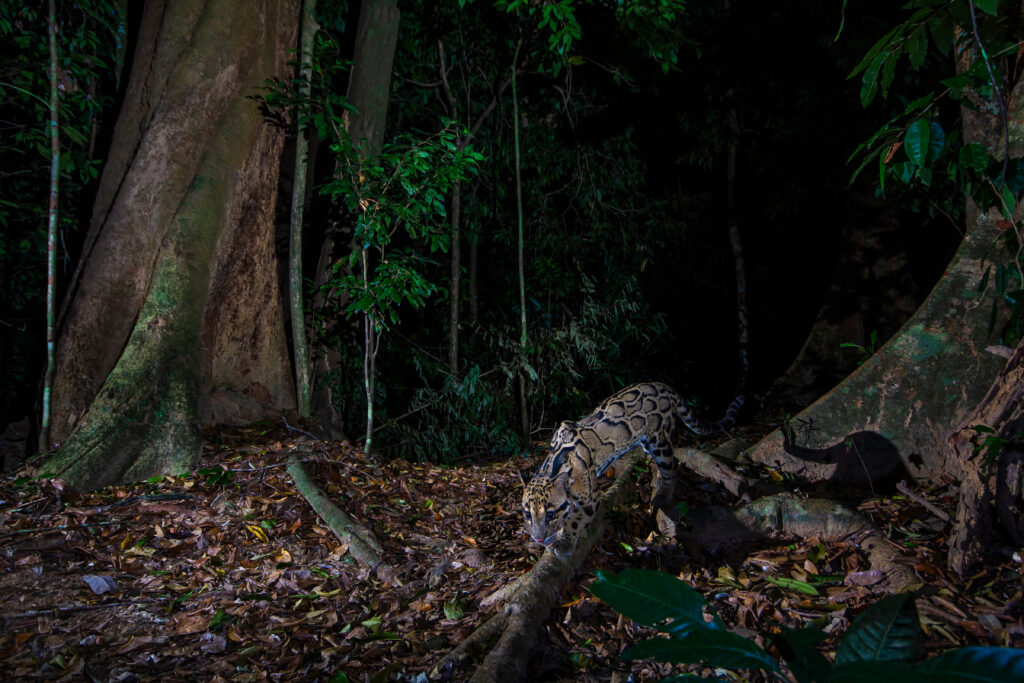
[522,381,743,555]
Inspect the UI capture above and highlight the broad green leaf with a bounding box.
[880,43,899,99]
[928,12,953,55]
[919,166,933,186]
[958,143,989,172]
[1004,159,1024,194]
[859,52,886,106]
[916,646,1024,681]
[850,26,899,78]
[835,593,919,665]
[622,630,780,673]
[1000,184,1016,219]
[975,0,998,16]
[771,626,831,683]
[903,93,934,115]
[589,569,719,637]
[940,73,970,95]
[905,28,926,70]
[904,119,930,166]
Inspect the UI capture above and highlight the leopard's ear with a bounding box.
[554,470,571,491]
[519,469,529,488]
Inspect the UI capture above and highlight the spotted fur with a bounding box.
[522,382,742,555]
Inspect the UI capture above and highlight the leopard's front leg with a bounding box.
[550,494,597,557]
[647,441,678,509]
[647,440,681,536]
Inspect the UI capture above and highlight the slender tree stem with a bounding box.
[40,0,59,451]
[362,248,375,457]
[289,0,319,418]
[511,40,528,442]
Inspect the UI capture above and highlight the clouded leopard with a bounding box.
[522,382,743,556]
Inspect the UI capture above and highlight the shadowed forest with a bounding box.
[1,0,1024,680]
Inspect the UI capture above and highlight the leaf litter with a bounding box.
[0,423,1021,681]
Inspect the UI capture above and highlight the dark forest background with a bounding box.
[0,1,976,464]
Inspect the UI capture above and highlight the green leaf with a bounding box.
[958,143,989,172]
[905,28,926,70]
[974,0,998,16]
[771,626,831,683]
[928,12,953,55]
[916,646,1024,681]
[835,593,920,665]
[859,52,885,106]
[940,73,970,95]
[443,600,463,619]
[879,45,899,99]
[589,569,719,637]
[622,631,780,673]
[904,119,930,166]
[1000,184,1016,219]
[764,575,818,596]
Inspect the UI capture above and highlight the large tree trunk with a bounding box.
[44,0,299,490]
[748,75,1023,487]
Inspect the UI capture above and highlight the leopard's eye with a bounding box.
[523,509,531,520]
[545,511,555,523]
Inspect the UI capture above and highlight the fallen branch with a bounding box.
[432,452,639,682]
[895,480,950,522]
[286,451,400,586]
[675,438,783,499]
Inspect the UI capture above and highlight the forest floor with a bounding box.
[0,421,1022,682]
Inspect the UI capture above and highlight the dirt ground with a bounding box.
[1,422,1022,681]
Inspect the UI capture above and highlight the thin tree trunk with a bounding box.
[288,0,319,419]
[469,236,479,326]
[40,0,59,452]
[308,0,399,449]
[448,182,463,377]
[362,251,377,457]
[511,41,528,443]
[436,39,512,378]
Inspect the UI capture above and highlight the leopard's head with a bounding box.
[521,469,571,546]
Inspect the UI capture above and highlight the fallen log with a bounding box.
[287,449,400,586]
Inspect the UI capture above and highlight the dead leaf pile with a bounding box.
[0,423,1021,681]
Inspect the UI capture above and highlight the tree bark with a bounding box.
[748,222,1006,486]
[44,0,299,489]
[288,0,320,419]
[946,339,1024,575]
[344,0,399,160]
[308,0,399,442]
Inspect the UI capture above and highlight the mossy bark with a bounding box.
[44,0,299,490]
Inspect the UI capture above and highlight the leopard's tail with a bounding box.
[677,393,744,436]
